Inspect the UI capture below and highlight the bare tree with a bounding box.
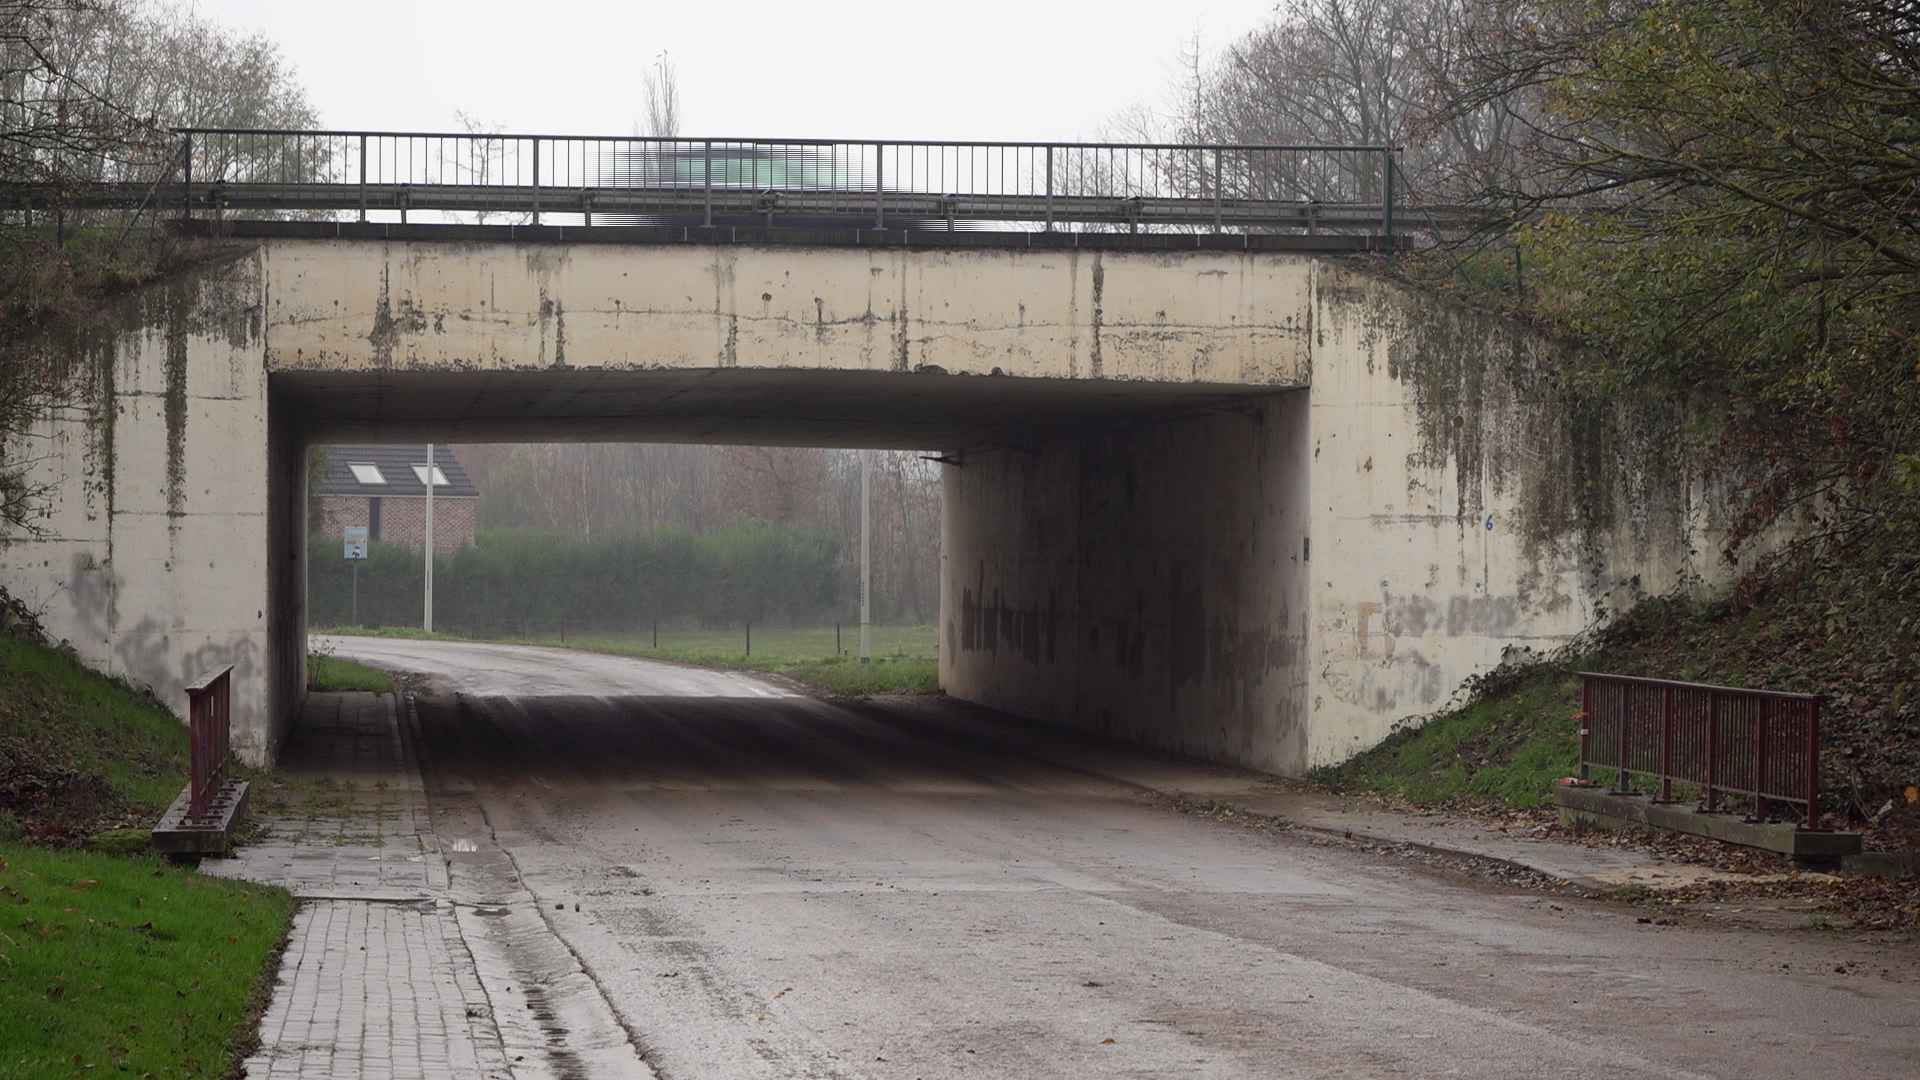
[641,51,679,139]
[1133,0,1547,217]
[2,0,320,539]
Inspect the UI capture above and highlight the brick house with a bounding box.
[315,446,479,555]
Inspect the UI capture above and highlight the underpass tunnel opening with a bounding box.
[269,367,1311,776]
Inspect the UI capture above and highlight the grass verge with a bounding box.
[0,843,293,1079]
[1313,667,1582,809]
[306,653,396,693]
[313,624,942,696]
[0,635,189,841]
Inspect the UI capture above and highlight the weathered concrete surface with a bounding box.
[941,394,1313,774]
[353,638,1919,1080]
[1553,785,1863,859]
[261,239,1312,388]
[1300,265,1742,766]
[944,261,1751,773]
[0,251,286,763]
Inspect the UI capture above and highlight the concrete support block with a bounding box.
[1552,783,1860,859]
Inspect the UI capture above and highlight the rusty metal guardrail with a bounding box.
[1577,672,1821,829]
[183,665,233,822]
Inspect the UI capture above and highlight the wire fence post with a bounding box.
[745,621,751,657]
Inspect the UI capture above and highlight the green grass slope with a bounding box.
[1315,668,1582,809]
[0,635,190,842]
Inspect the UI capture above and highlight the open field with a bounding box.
[310,623,941,695]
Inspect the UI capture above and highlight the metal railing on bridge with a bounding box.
[13,127,1434,238]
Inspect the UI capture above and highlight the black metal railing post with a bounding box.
[703,139,713,227]
[874,142,884,228]
[357,134,367,222]
[530,136,541,225]
[1381,148,1395,240]
[1213,150,1223,233]
[1044,145,1054,231]
[181,132,192,221]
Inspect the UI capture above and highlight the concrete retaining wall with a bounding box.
[1300,265,1737,767]
[0,251,286,764]
[941,395,1313,774]
[940,262,1741,775]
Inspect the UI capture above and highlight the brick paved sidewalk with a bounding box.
[209,692,516,1079]
[205,692,444,900]
[247,900,513,1079]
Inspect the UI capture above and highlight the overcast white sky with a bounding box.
[194,0,1278,140]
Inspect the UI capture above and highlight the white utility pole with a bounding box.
[423,443,435,633]
[859,449,872,663]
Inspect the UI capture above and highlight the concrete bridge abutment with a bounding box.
[1,235,1738,772]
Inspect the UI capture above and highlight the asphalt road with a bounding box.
[323,635,1920,1080]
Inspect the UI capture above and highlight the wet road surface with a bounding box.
[325,635,1920,1079]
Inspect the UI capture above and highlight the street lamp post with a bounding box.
[423,443,435,633]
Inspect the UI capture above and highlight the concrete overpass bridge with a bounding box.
[1,130,1721,773]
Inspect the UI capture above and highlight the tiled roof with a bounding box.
[316,445,480,498]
